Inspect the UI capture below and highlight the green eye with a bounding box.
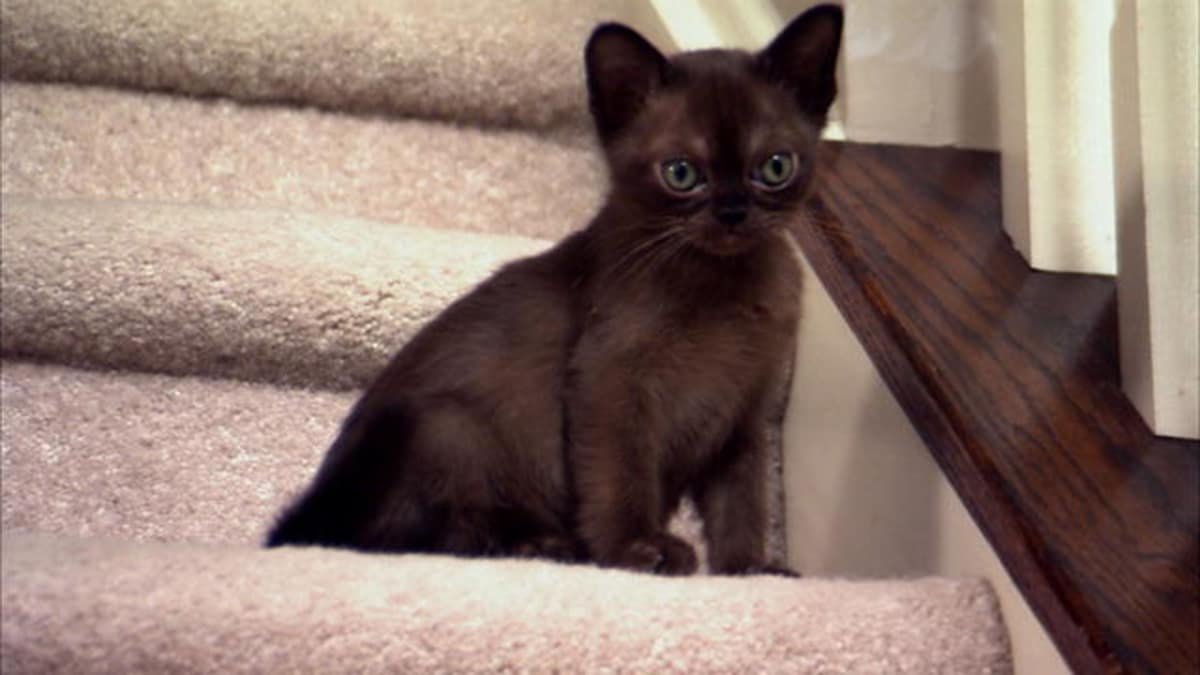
[758,152,796,187]
[661,159,702,192]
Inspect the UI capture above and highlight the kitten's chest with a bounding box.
[569,259,798,483]
[652,296,795,393]
[636,299,794,474]
[586,271,798,406]
[588,252,800,358]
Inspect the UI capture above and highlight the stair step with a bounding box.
[1,529,1011,673]
[0,195,548,390]
[0,0,616,132]
[1,82,606,240]
[0,361,353,544]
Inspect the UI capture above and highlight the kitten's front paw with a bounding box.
[746,564,802,578]
[512,535,583,563]
[613,533,698,576]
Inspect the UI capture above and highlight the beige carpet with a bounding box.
[1,0,1012,671]
[1,195,549,389]
[0,82,605,238]
[3,531,1010,674]
[1,0,606,134]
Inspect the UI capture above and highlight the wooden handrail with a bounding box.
[792,141,1199,674]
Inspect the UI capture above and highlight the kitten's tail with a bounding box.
[265,403,427,550]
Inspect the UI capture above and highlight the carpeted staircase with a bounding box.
[1,1,1012,671]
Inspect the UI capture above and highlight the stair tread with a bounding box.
[794,141,1200,674]
[1,527,1011,672]
[1,82,605,240]
[0,0,612,132]
[0,361,355,544]
[0,195,549,390]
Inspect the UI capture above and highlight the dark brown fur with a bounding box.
[267,5,843,575]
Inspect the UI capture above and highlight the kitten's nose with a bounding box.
[715,195,748,226]
[716,205,747,226]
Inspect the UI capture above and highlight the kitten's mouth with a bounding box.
[696,227,768,257]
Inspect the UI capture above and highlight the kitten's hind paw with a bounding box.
[612,533,698,576]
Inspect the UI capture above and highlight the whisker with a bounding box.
[624,227,692,284]
[606,229,676,275]
[605,224,687,287]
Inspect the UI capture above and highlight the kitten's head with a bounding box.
[585,5,842,257]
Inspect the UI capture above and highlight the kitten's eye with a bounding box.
[661,159,703,192]
[756,152,796,188]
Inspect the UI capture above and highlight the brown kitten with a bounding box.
[267,5,843,575]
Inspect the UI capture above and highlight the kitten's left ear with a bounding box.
[757,4,843,123]
[585,23,668,144]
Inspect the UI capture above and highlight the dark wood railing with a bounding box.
[792,141,1199,674]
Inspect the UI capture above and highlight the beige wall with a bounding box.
[783,248,1070,675]
[776,0,1001,150]
[647,0,1003,149]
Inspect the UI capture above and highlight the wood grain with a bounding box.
[792,141,1199,674]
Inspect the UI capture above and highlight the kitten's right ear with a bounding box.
[757,4,843,123]
[585,23,668,144]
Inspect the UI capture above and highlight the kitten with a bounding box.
[266,5,843,575]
